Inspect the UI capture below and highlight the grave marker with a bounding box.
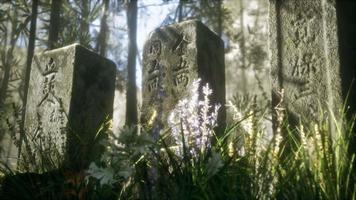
[23,44,116,170]
[270,0,343,127]
[141,20,226,136]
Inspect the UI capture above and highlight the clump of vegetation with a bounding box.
[1,80,355,199]
[85,80,356,200]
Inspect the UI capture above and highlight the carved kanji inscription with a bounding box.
[142,20,225,134]
[23,44,116,171]
[270,0,342,125]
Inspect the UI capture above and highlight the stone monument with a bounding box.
[23,43,116,170]
[270,0,343,128]
[141,20,225,137]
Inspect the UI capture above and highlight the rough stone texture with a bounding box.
[23,44,116,170]
[270,0,342,126]
[0,132,18,170]
[141,20,225,136]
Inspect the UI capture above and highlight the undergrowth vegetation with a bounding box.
[1,80,355,200]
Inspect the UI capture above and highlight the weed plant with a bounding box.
[87,80,355,200]
[1,79,355,200]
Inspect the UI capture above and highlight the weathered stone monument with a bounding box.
[23,44,116,170]
[141,20,225,136]
[270,0,344,127]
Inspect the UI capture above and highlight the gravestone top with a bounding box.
[141,20,225,136]
[23,43,116,171]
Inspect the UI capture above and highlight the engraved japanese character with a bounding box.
[172,34,190,55]
[38,58,58,106]
[38,74,56,106]
[293,79,314,100]
[173,56,188,71]
[148,59,160,73]
[149,40,162,56]
[148,76,159,92]
[292,53,317,77]
[44,57,57,75]
[33,112,44,139]
[173,71,189,87]
[290,11,316,47]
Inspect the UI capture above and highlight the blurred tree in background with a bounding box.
[0,1,34,165]
[125,0,138,126]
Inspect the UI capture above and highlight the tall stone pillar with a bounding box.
[270,0,342,128]
[23,44,116,170]
[141,20,225,137]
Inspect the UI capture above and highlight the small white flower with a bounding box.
[168,79,220,159]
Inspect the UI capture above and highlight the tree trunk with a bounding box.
[0,8,25,105]
[80,0,90,45]
[19,0,39,158]
[96,0,109,57]
[178,0,183,22]
[125,0,138,126]
[239,0,247,94]
[48,0,61,49]
[217,0,223,37]
[0,64,11,105]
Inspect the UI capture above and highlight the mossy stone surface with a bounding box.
[24,44,116,170]
[270,0,342,126]
[141,20,225,136]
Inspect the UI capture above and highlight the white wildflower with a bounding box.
[168,79,220,159]
[299,124,307,150]
[228,141,235,157]
[313,123,324,161]
[227,100,253,133]
[273,132,283,159]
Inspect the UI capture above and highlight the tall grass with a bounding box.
[1,79,355,199]
[0,116,112,199]
[274,116,356,200]
[86,81,355,199]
